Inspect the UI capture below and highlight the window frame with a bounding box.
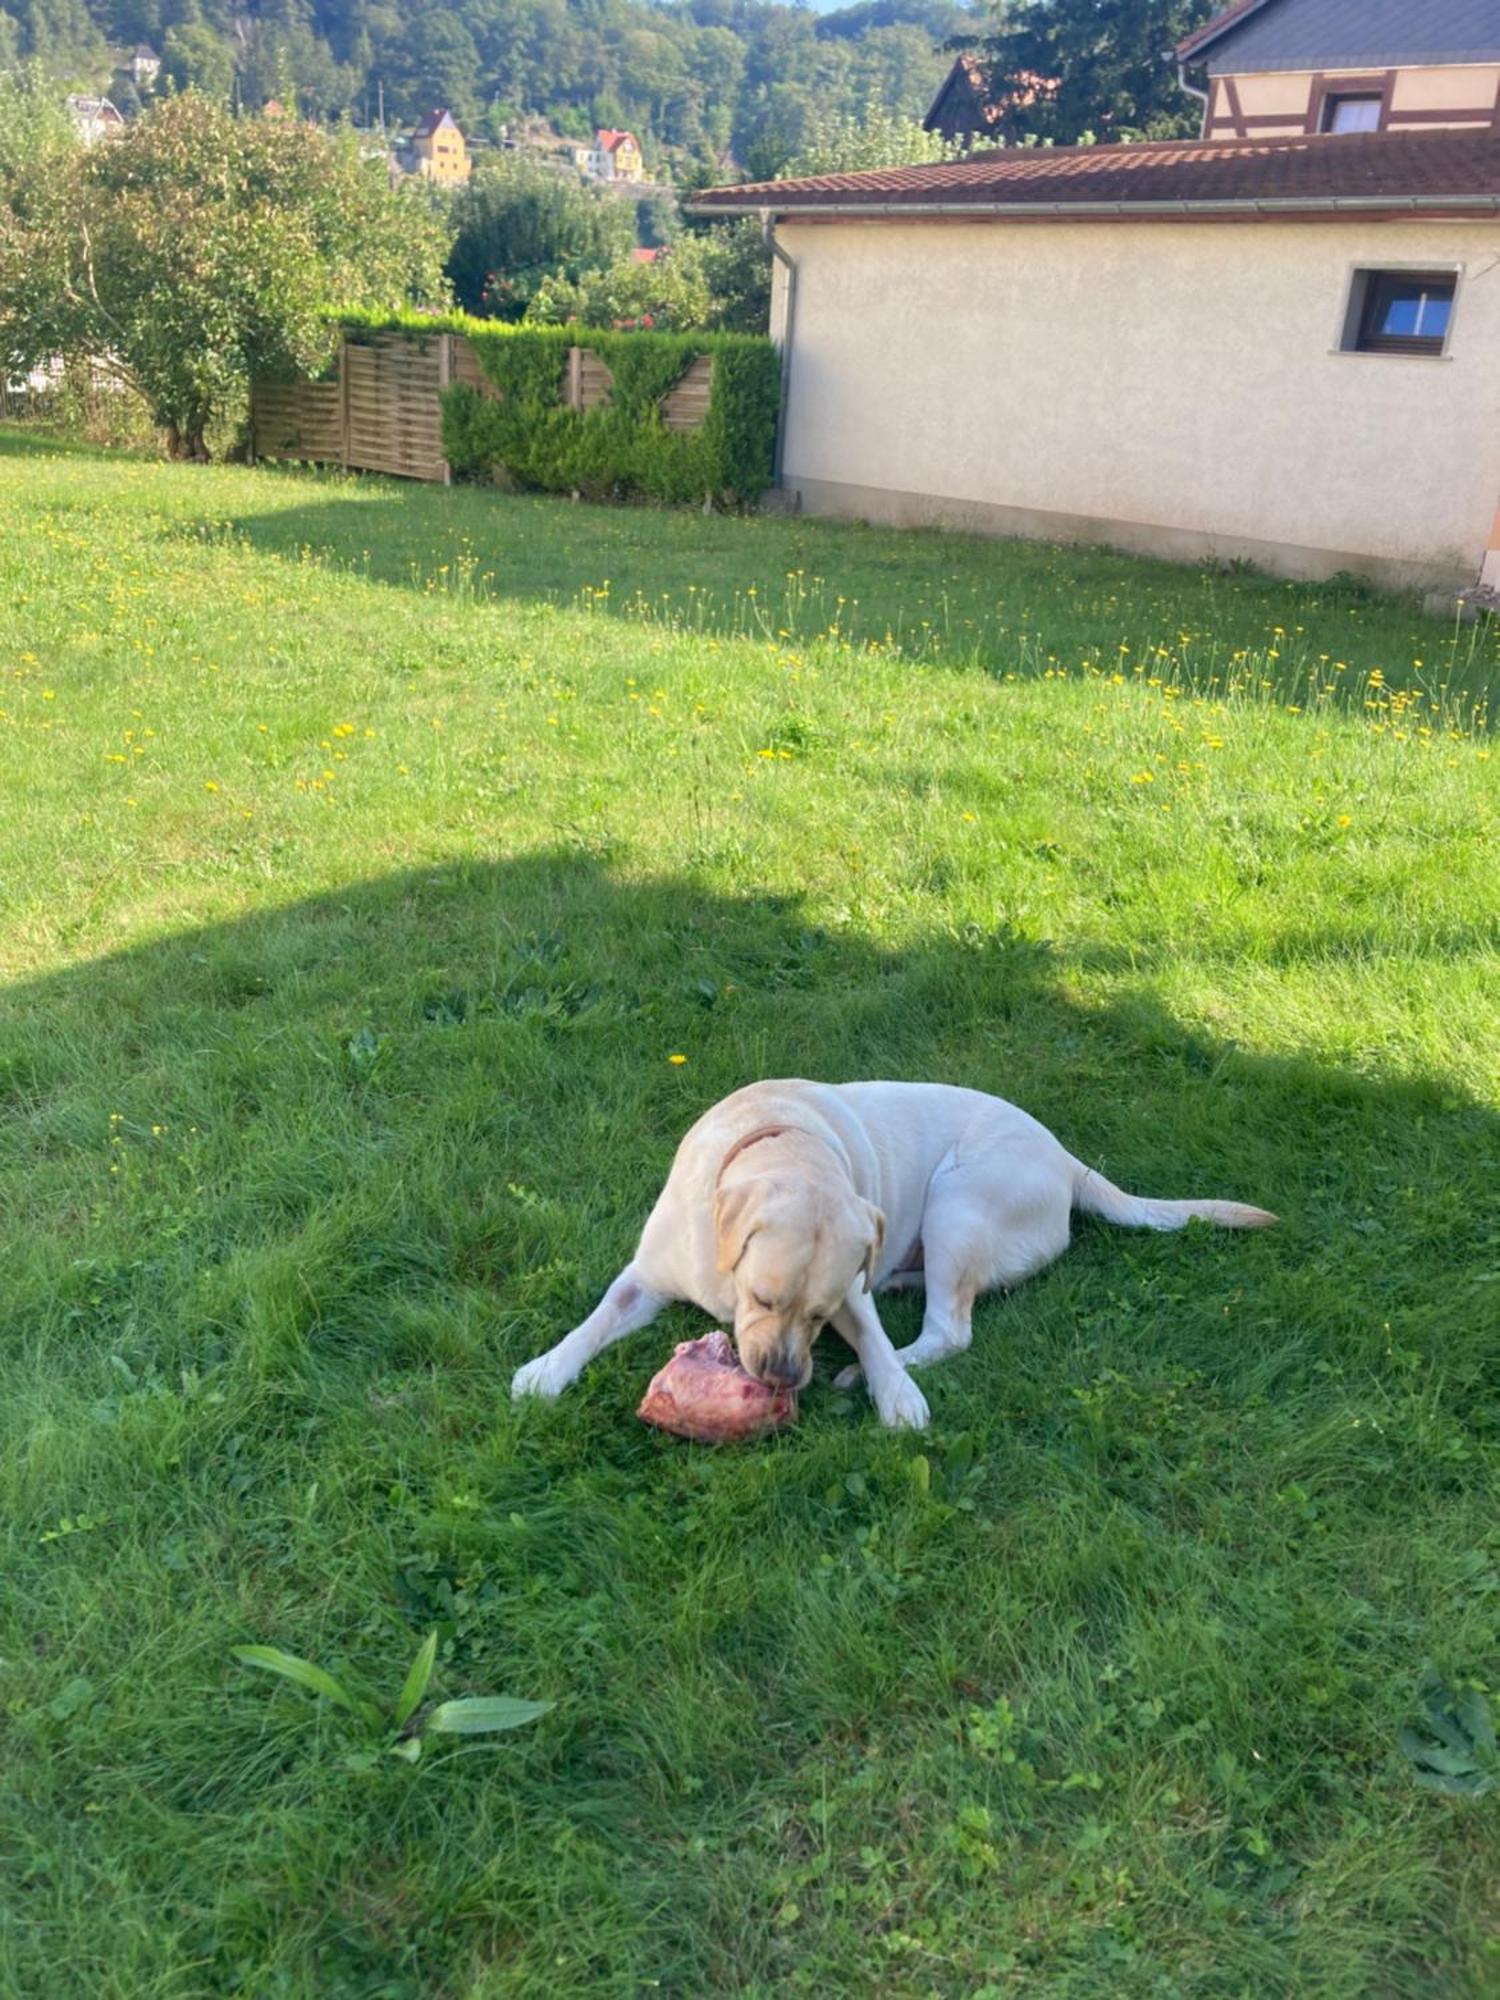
[1321,93,1384,134]
[1337,265,1462,361]
[1307,71,1394,136]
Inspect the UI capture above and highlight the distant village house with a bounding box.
[923,55,1058,149]
[66,95,125,146]
[575,129,645,183]
[398,109,472,185]
[130,44,160,88]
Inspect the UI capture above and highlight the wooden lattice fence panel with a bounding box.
[344,332,449,483]
[565,345,614,412]
[450,336,499,399]
[251,328,728,485]
[660,354,714,433]
[251,366,345,463]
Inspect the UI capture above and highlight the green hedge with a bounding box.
[335,309,779,507]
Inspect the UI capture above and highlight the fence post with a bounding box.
[339,336,350,468]
[438,333,453,485]
[567,344,583,412]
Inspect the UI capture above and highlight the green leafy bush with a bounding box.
[341,311,778,507]
[0,93,449,459]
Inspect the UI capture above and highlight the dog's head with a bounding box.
[714,1171,884,1389]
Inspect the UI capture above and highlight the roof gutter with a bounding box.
[690,193,1500,222]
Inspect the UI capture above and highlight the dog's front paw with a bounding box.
[511,1351,575,1401]
[873,1369,929,1432]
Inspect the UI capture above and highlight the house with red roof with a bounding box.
[66,94,125,146]
[575,129,645,184]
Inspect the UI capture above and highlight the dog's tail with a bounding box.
[1070,1160,1276,1232]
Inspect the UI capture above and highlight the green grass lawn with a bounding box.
[2,430,1498,1997]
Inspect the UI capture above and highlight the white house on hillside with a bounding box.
[66,95,125,145]
[574,129,645,183]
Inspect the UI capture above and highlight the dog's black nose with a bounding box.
[760,1350,804,1388]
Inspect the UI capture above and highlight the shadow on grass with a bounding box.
[5,849,1498,1995]
[192,469,1500,716]
[3,846,1494,1410]
[8,416,1491,711]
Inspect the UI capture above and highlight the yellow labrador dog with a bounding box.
[511,1079,1275,1430]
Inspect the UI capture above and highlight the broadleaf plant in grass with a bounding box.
[1399,1678,1499,1798]
[233,1632,553,1768]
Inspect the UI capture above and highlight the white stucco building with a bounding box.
[694,127,1500,597]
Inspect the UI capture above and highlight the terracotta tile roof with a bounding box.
[689,129,1500,220]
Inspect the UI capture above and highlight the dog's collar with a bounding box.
[715,1124,792,1185]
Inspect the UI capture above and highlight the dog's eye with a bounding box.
[751,1292,774,1312]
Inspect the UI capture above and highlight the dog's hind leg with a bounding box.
[837,1155,1072,1383]
[511,1263,670,1401]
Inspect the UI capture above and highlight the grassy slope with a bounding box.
[1,432,1497,1998]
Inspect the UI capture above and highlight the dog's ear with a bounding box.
[714,1183,761,1274]
[861,1203,886,1292]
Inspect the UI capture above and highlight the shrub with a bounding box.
[445,153,634,319]
[338,312,779,507]
[0,92,449,458]
[525,248,717,335]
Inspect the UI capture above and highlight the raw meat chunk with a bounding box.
[638,1330,798,1443]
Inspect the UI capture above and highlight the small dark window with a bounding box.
[1322,93,1383,133]
[1354,271,1455,355]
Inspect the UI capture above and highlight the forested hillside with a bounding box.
[2,0,976,173]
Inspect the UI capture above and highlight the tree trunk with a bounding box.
[165,421,210,462]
